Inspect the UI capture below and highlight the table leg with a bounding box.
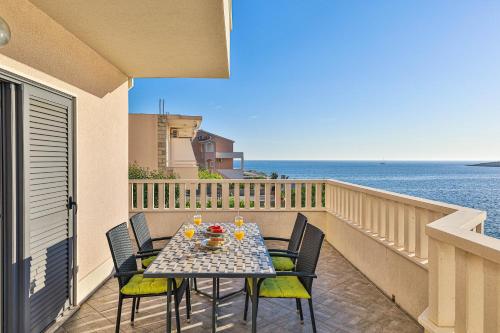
[251,278,258,333]
[166,279,172,333]
[212,277,217,333]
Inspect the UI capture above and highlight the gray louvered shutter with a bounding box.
[22,84,73,333]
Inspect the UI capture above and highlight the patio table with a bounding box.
[144,222,276,333]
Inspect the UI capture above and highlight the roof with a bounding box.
[197,129,235,143]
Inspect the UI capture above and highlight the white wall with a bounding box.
[0,54,129,304]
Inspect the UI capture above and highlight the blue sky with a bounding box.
[129,1,500,161]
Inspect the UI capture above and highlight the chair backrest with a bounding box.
[106,222,138,287]
[130,212,154,252]
[295,224,325,293]
[287,213,308,252]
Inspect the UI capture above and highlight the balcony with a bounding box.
[63,241,421,332]
[62,178,494,332]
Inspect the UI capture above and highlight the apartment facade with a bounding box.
[0,1,231,332]
[129,114,201,179]
[192,129,245,178]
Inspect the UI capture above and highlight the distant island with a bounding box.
[468,161,500,167]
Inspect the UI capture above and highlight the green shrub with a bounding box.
[198,168,223,179]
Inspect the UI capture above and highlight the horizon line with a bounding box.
[243,159,496,162]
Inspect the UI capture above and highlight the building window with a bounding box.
[205,142,214,152]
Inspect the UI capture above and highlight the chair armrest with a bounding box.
[263,237,290,242]
[152,236,172,242]
[276,271,317,278]
[135,252,157,259]
[267,249,296,254]
[114,270,144,278]
[137,249,161,255]
[269,252,298,259]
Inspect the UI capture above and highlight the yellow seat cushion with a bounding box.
[271,256,295,271]
[247,276,310,299]
[121,274,183,295]
[142,255,156,268]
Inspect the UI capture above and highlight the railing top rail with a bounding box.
[128,179,326,184]
[324,179,460,214]
[426,209,500,264]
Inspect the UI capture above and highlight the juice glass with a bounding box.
[234,228,245,247]
[234,215,244,228]
[193,214,202,229]
[184,224,195,248]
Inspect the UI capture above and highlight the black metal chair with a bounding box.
[244,224,325,332]
[130,212,172,268]
[264,213,308,271]
[106,222,190,333]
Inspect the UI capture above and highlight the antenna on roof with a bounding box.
[158,98,168,115]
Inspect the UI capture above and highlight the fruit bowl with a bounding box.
[205,225,227,237]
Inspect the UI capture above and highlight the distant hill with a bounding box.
[468,161,500,167]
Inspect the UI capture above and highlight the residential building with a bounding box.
[129,113,202,179]
[0,0,231,332]
[192,129,245,178]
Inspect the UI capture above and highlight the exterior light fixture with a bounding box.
[0,16,12,47]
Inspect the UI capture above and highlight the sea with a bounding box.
[243,161,500,238]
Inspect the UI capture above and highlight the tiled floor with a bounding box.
[58,243,423,333]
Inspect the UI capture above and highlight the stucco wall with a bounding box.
[0,53,129,304]
[129,114,159,170]
[324,212,428,320]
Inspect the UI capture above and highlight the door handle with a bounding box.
[67,196,78,214]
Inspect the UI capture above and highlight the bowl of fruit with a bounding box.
[205,225,227,238]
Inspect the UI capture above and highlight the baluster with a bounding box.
[404,206,416,254]
[179,183,186,209]
[234,182,240,209]
[358,192,363,225]
[324,184,331,211]
[295,183,302,209]
[158,183,165,210]
[129,182,134,210]
[335,187,340,214]
[275,183,282,209]
[254,183,261,209]
[244,183,250,209]
[146,183,153,209]
[364,195,372,230]
[222,182,229,209]
[353,192,359,224]
[264,183,271,209]
[372,198,379,234]
[200,183,207,210]
[415,208,429,259]
[169,183,175,209]
[338,188,343,216]
[211,183,217,209]
[305,183,312,209]
[396,203,405,248]
[388,201,395,243]
[189,183,197,210]
[380,200,387,238]
[137,183,144,210]
[315,183,322,209]
[285,183,292,209]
